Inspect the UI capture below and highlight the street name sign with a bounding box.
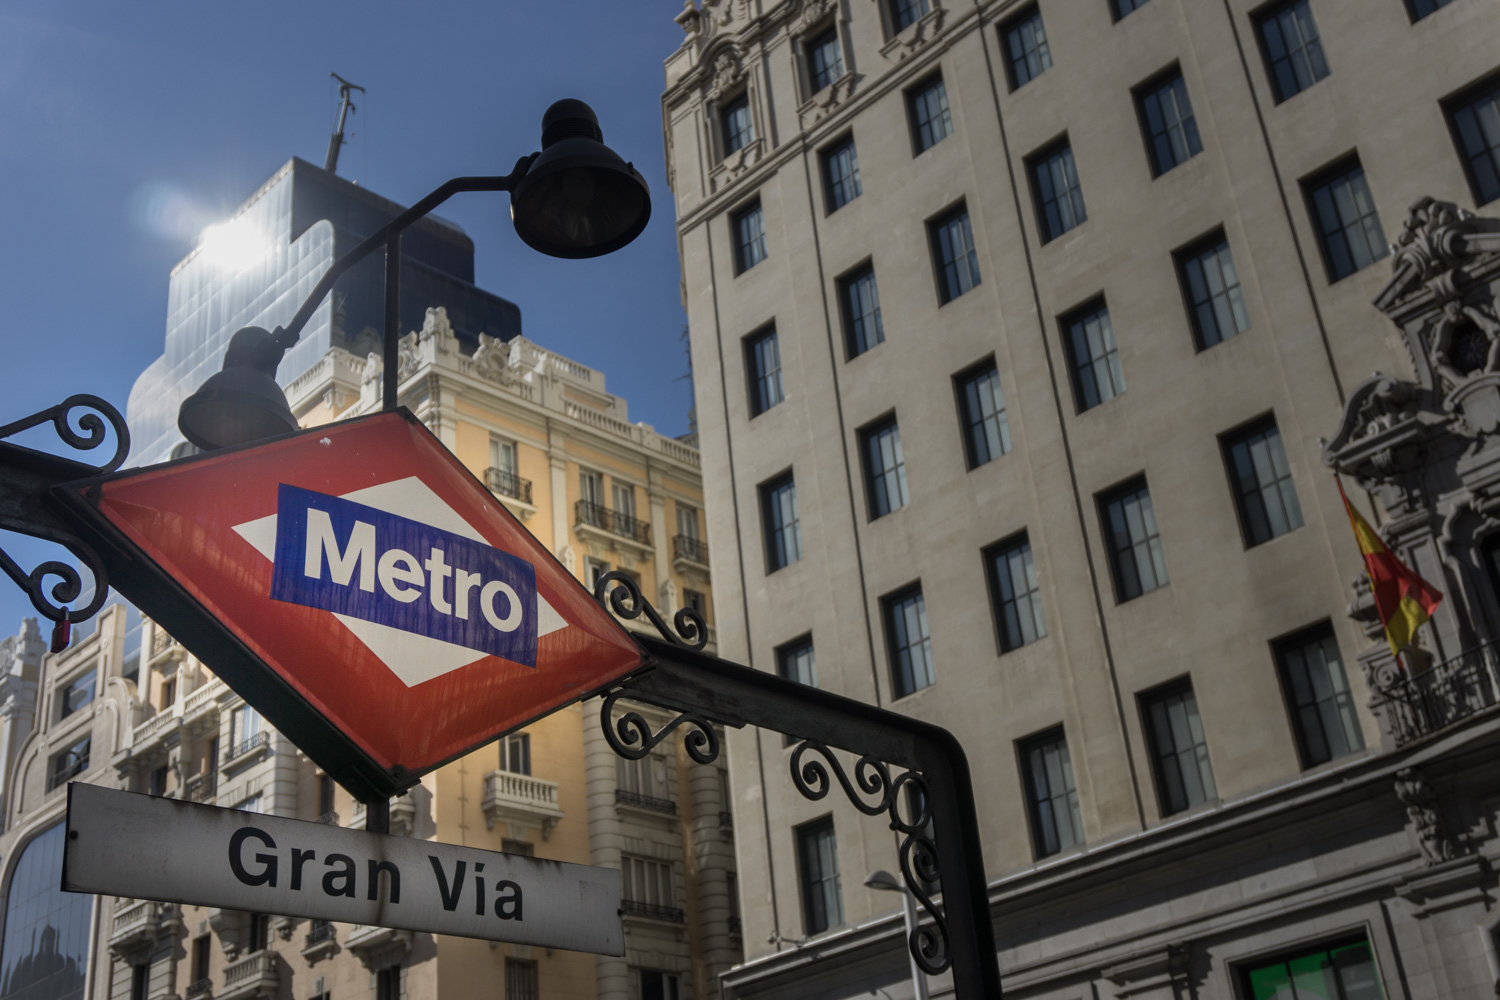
[63,784,624,954]
[55,410,646,799]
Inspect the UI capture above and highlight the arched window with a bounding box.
[0,824,92,1000]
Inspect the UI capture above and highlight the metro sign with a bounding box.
[57,410,646,799]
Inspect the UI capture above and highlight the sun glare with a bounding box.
[198,218,271,272]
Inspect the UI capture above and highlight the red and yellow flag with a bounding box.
[1336,476,1443,658]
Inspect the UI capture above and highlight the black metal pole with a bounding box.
[365,797,390,834]
[383,233,400,411]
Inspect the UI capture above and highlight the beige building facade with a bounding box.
[663,0,1500,996]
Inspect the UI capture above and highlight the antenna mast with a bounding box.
[324,73,365,175]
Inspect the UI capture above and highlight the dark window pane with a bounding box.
[1223,418,1304,547]
[1448,76,1500,206]
[841,265,884,357]
[1407,0,1454,19]
[1256,0,1329,102]
[956,362,1011,468]
[862,417,910,519]
[823,137,863,212]
[1303,161,1387,282]
[745,327,783,416]
[987,537,1046,651]
[1142,681,1216,815]
[796,818,842,934]
[1063,301,1125,411]
[722,94,755,154]
[908,77,954,153]
[732,202,768,274]
[890,0,930,32]
[1242,938,1382,1000]
[1019,730,1083,857]
[0,824,91,1000]
[1178,233,1250,349]
[1137,71,1203,175]
[762,474,802,572]
[1100,478,1168,602]
[807,27,844,93]
[884,585,934,697]
[1031,143,1087,242]
[931,207,981,303]
[1003,8,1052,90]
[1276,624,1364,768]
[1113,0,1150,19]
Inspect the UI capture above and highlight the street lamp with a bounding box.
[866,869,930,1000]
[178,98,650,451]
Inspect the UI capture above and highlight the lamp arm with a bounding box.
[273,153,540,350]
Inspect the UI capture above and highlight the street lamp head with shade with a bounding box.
[177,326,300,452]
[509,99,651,259]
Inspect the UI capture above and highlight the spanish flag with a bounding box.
[1336,476,1443,658]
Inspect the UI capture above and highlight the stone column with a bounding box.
[583,699,630,999]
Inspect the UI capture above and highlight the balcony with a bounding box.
[185,979,212,999]
[344,925,413,970]
[615,789,676,815]
[621,900,685,923]
[224,731,271,766]
[220,950,279,1000]
[46,753,88,793]
[1379,640,1500,746]
[185,773,217,803]
[483,770,564,839]
[575,500,652,550]
[127,678,225,763]
[485,467,534,506]
[150,630,178,659]
[109,899,168,954]
[673,534,709,568]
[301,920,336,961]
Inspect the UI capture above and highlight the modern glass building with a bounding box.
[126,158,522,465]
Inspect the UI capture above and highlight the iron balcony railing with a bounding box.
[189,779,217,803]
[673,533,709,565]
[719,810,733,829]
[151,630,177,657]
[185,979,212,999]
[615,789,677,814]
[46,754,88,792]
[728,916,742,934]
[226,731,270,763]
[306,920,335,946]
[575,500,652,546]
[316,810,340,826]
[1380,640,1500,746]
[485,467,533,506]
[621,900,685,923]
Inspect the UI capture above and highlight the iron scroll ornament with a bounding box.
[592,569,708,651]
[0,394,131,474]
[791,739,951,976]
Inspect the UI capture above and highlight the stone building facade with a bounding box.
[661,0,1500,996]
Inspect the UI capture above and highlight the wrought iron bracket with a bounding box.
[592,569,708,650]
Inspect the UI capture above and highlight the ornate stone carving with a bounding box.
[798,0,837,32]
[797,72,857,129]
[715,136,764,184]
[677,0,703,41]
[879,3,944,63]
[1321,374,1426,492]
[705,45,747,102]
[1378,198,1491,312]
[1395,767,1457,865]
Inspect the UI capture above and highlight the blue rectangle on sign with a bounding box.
[270,485,538,667]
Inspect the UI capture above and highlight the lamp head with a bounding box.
[177,326,299,452]
[510,99,651,259]
[863,870,902,892]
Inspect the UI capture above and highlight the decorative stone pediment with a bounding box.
[704,44,747,102]
[1376,198,1500,316]
[1321,374,1427,492]
[797,72,858,129]
[797,0,837,31]
[879,3,944,63]
[711,137,766,189]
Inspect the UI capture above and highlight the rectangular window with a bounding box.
[861,416,910,519]
[579,469,604,507]
[761,473,802,572]
[504,959,539,1000]
[236,794,263,814]
[48,736,90,791]
[1304,158,1388,282]
[376,967,400,1000]
[1141,680,1217,816]
[585,557,611,593]
[131,965,148,1000]
[721,93,755,155]
[490,436,517,476]
[319,774,335,816]
[1447,73,1500,206]
[160,677,176,711]
[1136,68,1202,175]
[930,205,981,303]
[1256,0,1330,103]
[1019,729,1083,858]
[1177,232,1250,349]
[778,635,816,745]
[796,817,842,934]
[1002,7,1052,90]
[58,670,96,719]
[1276,623,1365,768]
[1100,478,1169,602]
[683,588,707,620]
[149,765,168,797]
[806,26,844,93]
[956,360,1011,469]
[676,504,700,541]
[1030,141,1087,242]
[1113,0,1150,19]
[1222,417,1304,547]
[230,704,261,750]
[502,733,531,775]
[1062,300,1125,411]
[839,264,884,357]
[249,913,270,953]
[732,201,768,274]
[822,136,863,213]
[192,936,211,982]
[745,326,784,416]
[884,585,935,698]
[617,755,673,806]
[636,970,682,1000]
[890,0,930,33]
[1407,0,1454,20]
[908,75,953,154]
[986,536,1047,652]
[1240,937,1382,1000]
[612,482,636,522]
[621,855,675,907]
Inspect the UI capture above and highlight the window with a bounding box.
[0,824,92,1000]
[191,935,211,984]
[230,704,261,753]
[732,201,768,273]
[636,970,682,1000]
[1304,158,1387,282]
[130,965,147,1000]
[1222,417,1304,547]
[796,817,842,934]
[930,205,981,303]
[861,416,910,519]
[149,765,168,797]
[504,959,538,1000]
[236,794,263,814]
[726,870,741,929]
[1240,937,1382,1000]
[47,737,90,792]
[1407,0,1454,19]
[1019,729,1083,858]
[490,436,517,476]
[884,585,935,698]
[745,326,784,416]
[612,482,636,523]
[248,913,270,953]
[985,536,1046,652]
[806,26,844,93]
[1177,232,1249,349]
[585,557,611,593]
[58,670,95,720]
[761,473,802,572]
[1136,68,1202,175]
[1447,73,1500,206]
[889,0,930,33]
[1062,300,1125,411]
[956,361,1012,469]
[677,504,700,541]
[778,636,816,745]
[502,733,531,775]
[908,75,953,154]
[160,676,176,711]
[1112,0,1150,19]
[579,469,604,508]
[721,93,755,156]
[683,588,707,621]
[1100,478,1169,602]
[1002,7,1052,90]
[621,856,677,915]
[1256,0,1329,103]
[502,838,534,856]
[822,136,863,212]
[617,755,673,807]
[840,264,884,357]
[1276,623,1364,768]
[376,966,401,1000]
[1030,141,1087,242]
[1141,680,1217,816]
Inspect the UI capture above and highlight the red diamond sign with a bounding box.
[58,410,646,798]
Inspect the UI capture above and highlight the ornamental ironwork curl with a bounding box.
[600,688,720,765]
[592,569,707,650]
[0,394,130,472]
[789,739,951,976]
[0,546,109,627]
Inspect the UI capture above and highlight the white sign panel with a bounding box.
[63,784,623,956]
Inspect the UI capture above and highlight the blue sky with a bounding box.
[0,1,694,636]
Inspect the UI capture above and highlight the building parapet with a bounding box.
[482,769,564,840]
